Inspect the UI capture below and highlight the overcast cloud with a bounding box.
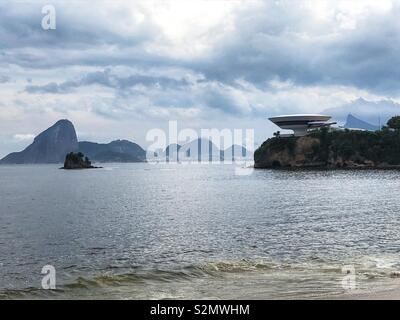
[1,0,400,157]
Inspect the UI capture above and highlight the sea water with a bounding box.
[1,163,400,299]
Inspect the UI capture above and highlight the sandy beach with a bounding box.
[325,284,400,300]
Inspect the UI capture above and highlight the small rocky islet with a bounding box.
[61,152,101,169]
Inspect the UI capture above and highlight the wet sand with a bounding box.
[323,286,400,300]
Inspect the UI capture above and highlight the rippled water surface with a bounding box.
[1,163,400,299]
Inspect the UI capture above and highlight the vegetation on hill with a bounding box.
[309,121,400,165]
[387,116,400,130]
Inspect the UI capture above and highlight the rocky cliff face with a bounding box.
[0,120,78,164]
[254,136,324,168]
[254,133,393,169]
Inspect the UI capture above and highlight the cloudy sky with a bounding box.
[1,0,400,157]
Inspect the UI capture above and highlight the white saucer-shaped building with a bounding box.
[269,114,336,136]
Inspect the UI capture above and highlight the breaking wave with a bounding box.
[2,257,400,299]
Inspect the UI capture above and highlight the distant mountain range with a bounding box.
[323,97,400,125]
[79,140,146,162]
[0,120,251,164]
[155,139,252,162]
[0,120,146,164]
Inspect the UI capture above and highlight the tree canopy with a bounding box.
[387,116,400,130]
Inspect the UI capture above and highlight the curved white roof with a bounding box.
[268,114,334,136]
[269,114,331,122]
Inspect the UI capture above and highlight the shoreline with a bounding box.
[2,270,400,300]
[254,165,400,170]
[325,287,400,300]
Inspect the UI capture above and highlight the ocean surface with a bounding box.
[1,163,400,299]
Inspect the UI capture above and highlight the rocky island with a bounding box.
[62,152,100,169]
[254,116,400,169]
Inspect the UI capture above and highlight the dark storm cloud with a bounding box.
[202,88,246,114]
[0,75,10,83]
[25,70,190,93]
[25,81,71,93]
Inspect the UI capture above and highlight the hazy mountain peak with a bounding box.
[344,114,379,131]
[323,97,400,125]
